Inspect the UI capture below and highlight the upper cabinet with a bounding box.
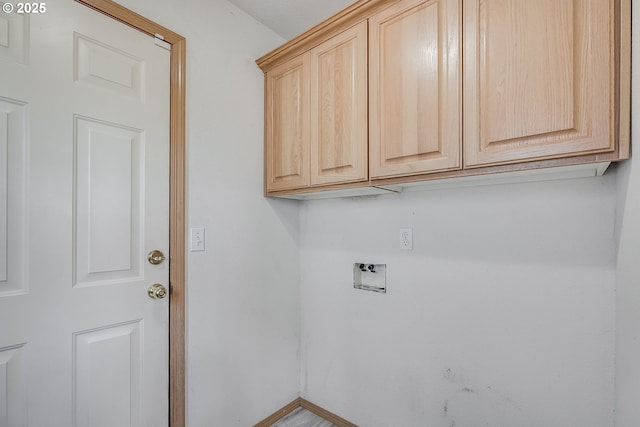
[369,0,460,179]
[310,21,368,186]
[265,53,310,192]
[257,0,629,198]
[263,20,369,194]
[463,0,617,167]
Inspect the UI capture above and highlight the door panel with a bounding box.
[0,1,170,426]
[0,98,26,294]
[74,32,145,100]
[73,321,143,427]
[0,9,27,64]
[464,0,614,167]
[74,116,144,286]
[0,344,26,427]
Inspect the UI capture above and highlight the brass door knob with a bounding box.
[147,250,166,265]
[148,283,168,300]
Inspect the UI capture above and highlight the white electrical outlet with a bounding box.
[190,227,205,251]
[400,228,413,250]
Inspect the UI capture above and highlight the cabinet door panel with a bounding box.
[464,0,614,167]
[265,54,310,191]
[311,21,368,186]
[369,0,461,179]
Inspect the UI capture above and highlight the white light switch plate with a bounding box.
[190,227,205,251]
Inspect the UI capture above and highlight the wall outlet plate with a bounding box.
[400,228,413,250]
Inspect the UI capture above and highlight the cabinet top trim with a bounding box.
[256,0,395,72]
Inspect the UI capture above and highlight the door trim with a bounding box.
[74,1,186,426]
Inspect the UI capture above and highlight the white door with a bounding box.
[0,1,170,426]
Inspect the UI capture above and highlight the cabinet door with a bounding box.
[310,21,368,186]
[369,0,461,179]
[464,0,614,167]
[265,53,310,192]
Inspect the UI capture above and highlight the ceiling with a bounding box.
[226,0,354,39]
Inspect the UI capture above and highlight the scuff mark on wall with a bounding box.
[442,367,524,426]
[486,385,523,412]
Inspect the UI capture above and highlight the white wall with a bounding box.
[300,176,617,426]
[110,1,299,425]
[614,8,640,427]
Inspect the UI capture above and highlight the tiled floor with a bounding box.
[271,407,338,427]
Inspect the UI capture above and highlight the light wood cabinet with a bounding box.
[264,22,368,194]
[369,0,460,179]
[265,54,310,192]
[257,0,629,198]
[311,21,368,186]
[463,0,616,167]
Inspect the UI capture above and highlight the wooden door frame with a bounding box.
[74,1,186,426]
